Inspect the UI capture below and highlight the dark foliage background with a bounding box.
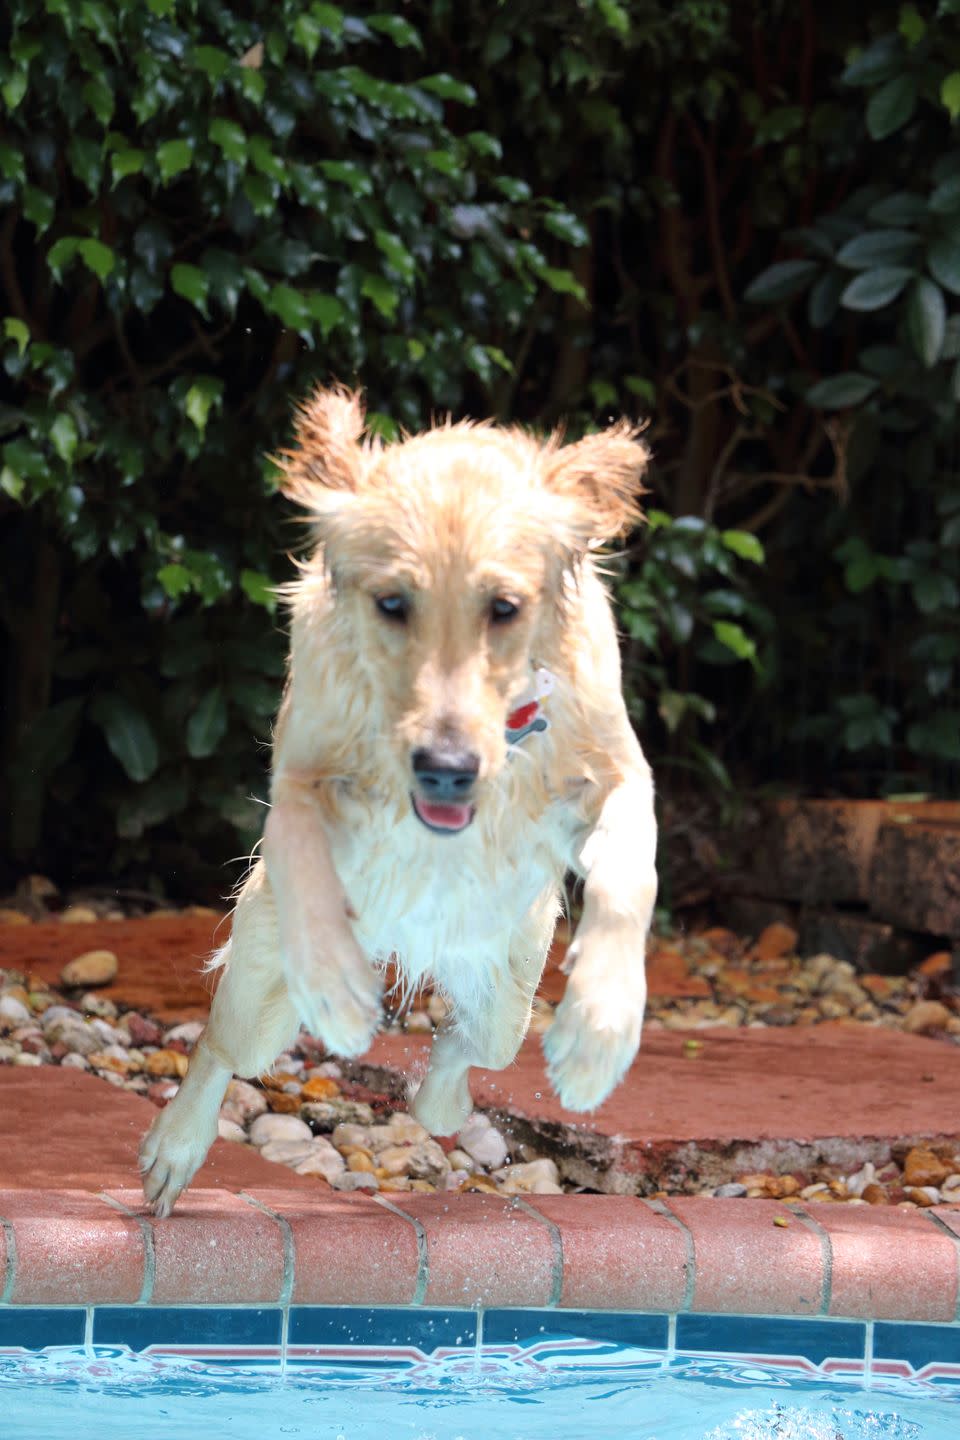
[1,0,958,895]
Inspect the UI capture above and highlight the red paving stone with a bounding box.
[0,915,709,1020]
[366,1024,960,1154]
[0,1063,957,1319]
[664,1196,825,1316]
[245,1186,422,1306]
[523,1194,689,1312]
[379,1192,557,1309]
[802,1202,960,1322]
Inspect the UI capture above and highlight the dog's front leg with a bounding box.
[544,765,657,1112]
[264,772,381,1057]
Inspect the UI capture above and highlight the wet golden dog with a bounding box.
[141,388,658,1216]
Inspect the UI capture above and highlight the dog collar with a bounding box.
[505,667,555,747]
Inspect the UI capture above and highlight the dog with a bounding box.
[140,388,658,1216]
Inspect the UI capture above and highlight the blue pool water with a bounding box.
[2,1349,958,1440]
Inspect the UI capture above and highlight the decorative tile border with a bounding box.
[0,1306,958,1386]
[1,1189,959,1329]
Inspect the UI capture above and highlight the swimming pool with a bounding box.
[2,1307,959,1440]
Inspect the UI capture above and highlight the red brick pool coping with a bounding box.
[2,1040,960,1324]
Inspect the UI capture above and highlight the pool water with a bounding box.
[2,1349,957,1440]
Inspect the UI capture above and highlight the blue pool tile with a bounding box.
[483,1309,669,1352]
[677,1314,866,1365]
[0,1308,86,1350]
[93,1307,283,1350]
[289,1307,476,1355]
[874,1322,960,1372]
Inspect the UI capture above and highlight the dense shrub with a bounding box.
[1,0,958,890]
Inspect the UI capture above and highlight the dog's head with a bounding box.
[279,387,648,836]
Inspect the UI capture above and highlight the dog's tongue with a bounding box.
[413,797,474,831]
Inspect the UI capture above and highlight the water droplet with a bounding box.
[534,1091,542,1100]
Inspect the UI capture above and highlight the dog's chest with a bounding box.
[332,804,568,966]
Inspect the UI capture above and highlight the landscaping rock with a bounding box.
[249,1112,312,1148]
[457,1112,508,1169]
[60,950,118,987]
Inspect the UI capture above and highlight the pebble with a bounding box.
[225,1078,269,1122]
[44,1018,101,1056]
[79,993,118,1018]
[60,950,118,987]
[259,1138,317,1168]
[903,1146,952,1188]
[217,1118,248,1143]
[331,1172,379,1192]
[403,1010,433,1033]
[294,1137,346,1182]
[0,909,30,925]
[714,1182,748,1198]
[144,1049,189,1078]
[302,1100,375,1130]
[13,1052,42,1066]
[903,1001,952,1035]
[126,1013,163,1047]
[493,1158,562,1194]
[457,1112,509,1169]
[59,905,98,924]
[60,1052,90,1071]
[164,1021,204,1047]
[0,995,32,1029]
[249,1113,312,1148]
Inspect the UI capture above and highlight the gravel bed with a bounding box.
[1,900,959,1207]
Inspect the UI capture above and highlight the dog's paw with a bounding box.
[408,1071,473,1137]
[543,985,643,1112]
[543,929,646,1112]
[286,935,382,1059]
[139,1102,217,1219]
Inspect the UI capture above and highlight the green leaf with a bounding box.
[906,278,946,367]
[418,74,476,105]
[835,229,919,269]
[23,186,55,232]
[184,376,224,433]
[898,3,926,46]
[186,686,229,758]
[311,3,344,36]
[930,175,960,215]
[268,283,312,331]
[807,270,844,329]
[424,149,460,176]
[712,621,758,666]
[320,160,372,195]
[0,465,25,501]
[240,569,277,610]
[157,139,194,183]
[111,148,146,182]
[49,412,78,463]
[840,265,913,311]
[367,14,422,50]
[928,235,960,295]
[744,259,819,304]
[304,292,343,338]
[942,71,960,121]
[720,530,765,564]
[360,273,399,318]
[806,373,878,409]
[90,694,159,782]
[193,45,231,81]
[2,69,28,111]
[157,563,193,599]
[866,74,918,140]
[248,135,286,183]
[842,37,901,88]
[171,263,210,313]
[209,117,247,163]
[374,230,415,280]
[4,317,30,356]
[293,14,323,57]
[539,266,588,302]
[0,140,25,183]
[867,192,926,225]
[81,74,114,125]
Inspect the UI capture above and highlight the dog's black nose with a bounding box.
[412,745,480,801]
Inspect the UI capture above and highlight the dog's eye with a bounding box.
[375,594,409,622]
[490,597,521,624]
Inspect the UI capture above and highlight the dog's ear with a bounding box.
[544,421,649,545]
[276,386,367,503]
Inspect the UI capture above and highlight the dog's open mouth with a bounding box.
[411,794,476,835]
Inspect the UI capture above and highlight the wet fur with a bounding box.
[140,389,658,1216]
